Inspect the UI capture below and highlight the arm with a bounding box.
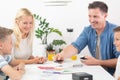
[118,77,120,80]
[28,56,47,63]
[1,64,23,80]
[10,57,47,66]
[28,55,34,59]
[54,45,78,61]
[99,58,117,68]
[81,56,117,68]
[9,58,39,66]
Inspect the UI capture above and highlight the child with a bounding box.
[0,26,24,80]
[114,26,120,80]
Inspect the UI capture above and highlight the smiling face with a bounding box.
[88,8,107,30]
[17,16,33,35]
[114,32,120,52]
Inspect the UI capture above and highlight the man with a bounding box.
[54,1,120,75]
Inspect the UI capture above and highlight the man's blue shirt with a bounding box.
[72,21,120,75]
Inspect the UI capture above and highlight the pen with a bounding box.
[42,71,61,74]
[80,56,87,60]
[54,60,63,63]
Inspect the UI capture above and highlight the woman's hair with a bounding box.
[13,8,34,48]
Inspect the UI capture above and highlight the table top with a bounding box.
[17,59,116,80]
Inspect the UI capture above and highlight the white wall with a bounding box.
[0,0,120,55]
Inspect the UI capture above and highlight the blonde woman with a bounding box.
[12,8,46,64]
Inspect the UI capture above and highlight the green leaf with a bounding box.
[52,39,66,46]
[34,14,63,44]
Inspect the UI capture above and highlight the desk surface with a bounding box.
[18,59,116,80]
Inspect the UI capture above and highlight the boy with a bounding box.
[113,26,120,80]
[0,26,24,80]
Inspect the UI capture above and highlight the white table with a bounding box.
[17,59,116,80]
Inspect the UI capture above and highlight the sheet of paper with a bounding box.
[38,62,83,74]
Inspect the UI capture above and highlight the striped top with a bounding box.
[0,55,12,76]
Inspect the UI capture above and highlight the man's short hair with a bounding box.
[0,26,13,41]
[88,1,108,13]
[113,26,120,32]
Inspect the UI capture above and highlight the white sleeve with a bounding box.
[115,56,120,80]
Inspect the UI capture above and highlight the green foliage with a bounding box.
[59,48,63,52]
[52,39,66,46]
[34,14,62,44]
[52,39,66,53]
[46,44,54,51]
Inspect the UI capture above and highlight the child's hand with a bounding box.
[2,65,24,80]
[14,63,25,74]
[9,71,23,80]
[9,63,25,80]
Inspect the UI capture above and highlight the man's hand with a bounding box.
[54,53,64,62]
[81,56,100,65]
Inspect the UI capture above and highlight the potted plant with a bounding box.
[52,39,66,53]
[34,14,62,44]
[46,43,55,61]
[34,14,63,57]
[46,39,66,60]
[46,43,55,52]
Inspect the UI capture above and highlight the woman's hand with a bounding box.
[38,57,47,64]
[30,57,47,64]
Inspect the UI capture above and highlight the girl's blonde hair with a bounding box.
[13,8,34,48]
